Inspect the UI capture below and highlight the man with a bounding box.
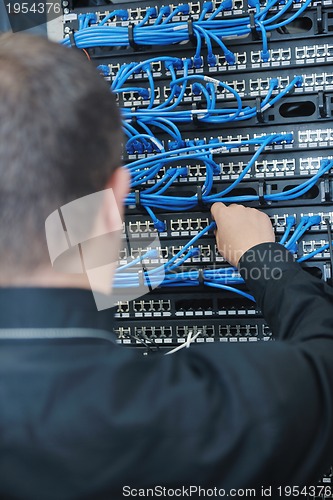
[0,32,332,500]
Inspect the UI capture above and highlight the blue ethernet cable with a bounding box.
[136,7,157,27]
[206,134,276,199]
[279,216,296,245]
[113,216,332,299]
[124,134,298,206]
[161,3,190,24]
[297,244,330,263]
[116,57,183,87]
[113,87,150,98]
[124,168,331,216]
[277,217,321,258]
[199,2,214,21]
[204,283,255,301]
[284,216,314,251]
[267,160,333,202]
[264,0,312,30]
[207,0,233,20]
[117,249,159,272]
[113,62,298,145]
[126,132,274,192]
[115,58,190,115]
[63,0,312,66]
[153,6,171,25]
[167,248,201,271]
[126,134,165,158]
[98,9,128,26]
[154,63,180,110]
[114,222,217,288]
[119,75,302,130]
[128,139,246,183]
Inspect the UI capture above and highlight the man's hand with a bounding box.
[210,203,275,267]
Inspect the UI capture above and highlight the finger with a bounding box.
[210,202,227,221]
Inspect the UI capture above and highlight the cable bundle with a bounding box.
[124,136,333,225]
[63,0,312,67]
[114,56,303,141]
[114,214,333,300]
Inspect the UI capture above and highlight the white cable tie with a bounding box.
[191,109,209,114]
[173,24,187,30]
[203,76,221,88]
[209,147,228,154]
[150,137,164,150]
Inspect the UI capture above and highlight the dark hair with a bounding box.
[0,33,123,275]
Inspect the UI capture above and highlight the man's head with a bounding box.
[0,33,128,284]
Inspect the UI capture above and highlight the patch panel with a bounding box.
[129,248,142,259]
[115,301,130,314]
[254,159,296,176]
[317,212,333,227]
[122,90,146,102]
[306,46,316,59]
[101,43,333,85]
[115,290,261,319]
[249,77,274,93]
[128,7,151,21]
[176,324,263,339]
[298,129,333,145]
[125,130,305,163]
[279,77,290,89]
[219,324,260,337]
[114,319,272,345]
[119,247,128,260]
[114,326,131,340]
[176,325,206,338]
[124,209,333,248]
[235,80,246,93]
[128,220,157,233]
[302,239,330,256]
[295,43,333,62]
[236,52,247,65]
[137,325,173,339]
[300,156,332,174]
[132,299,171,313]
[122,88,161,107]
[250,51,261,64]
[188,164,209,178]
[270,214,289,228]
[270,49,282,62]
[233,0,243,10]
[122,236,333,272]
[321,466,333,483]
[169,217,210,232]
[221,161,246,176]
[302,72,333,87]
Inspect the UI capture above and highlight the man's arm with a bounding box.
[211,202,333,342]
[187,203,333,487]
[96,204,333,495]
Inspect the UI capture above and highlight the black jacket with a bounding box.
[0,242,332,500]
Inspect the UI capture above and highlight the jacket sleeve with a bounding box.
[111,242,333,493]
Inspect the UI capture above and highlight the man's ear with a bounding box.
[104,166,131,232]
